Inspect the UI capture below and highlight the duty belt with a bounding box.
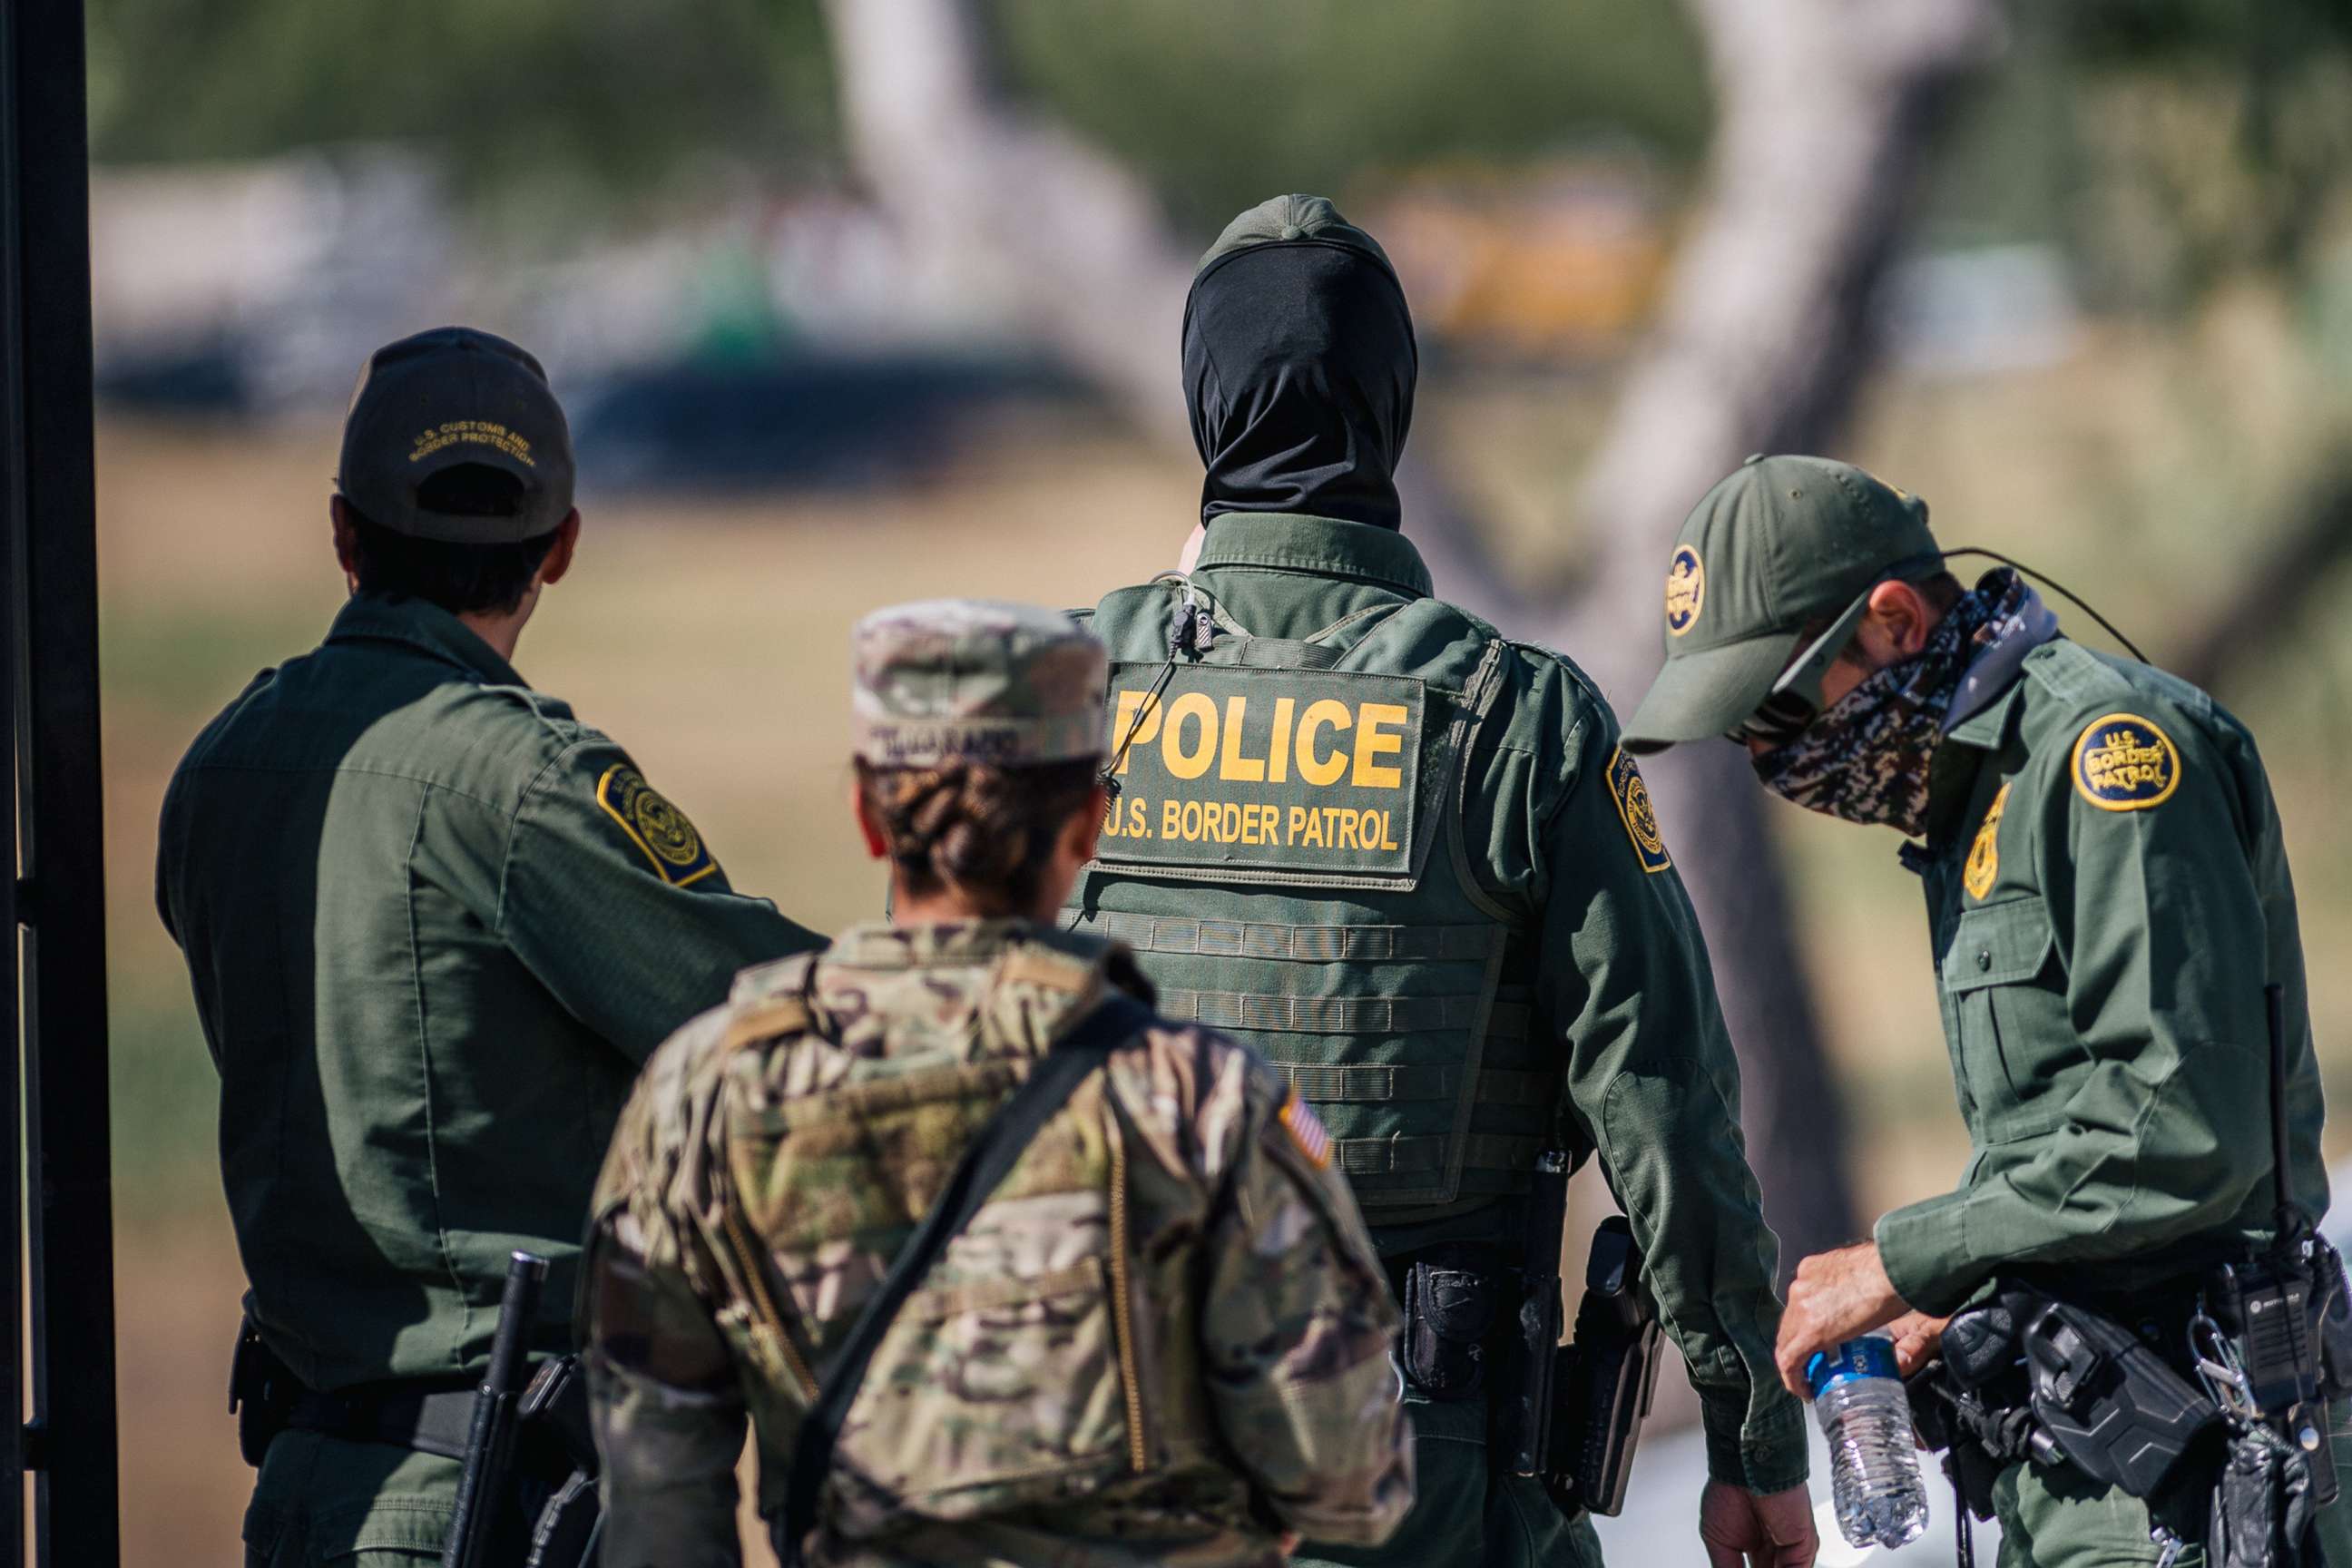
[286,1376,480,1462]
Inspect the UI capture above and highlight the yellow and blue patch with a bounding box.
[2071,713,2180,812]
[1606,748,1673,875]
[597,763,719,886]
[1664,545,1705,637]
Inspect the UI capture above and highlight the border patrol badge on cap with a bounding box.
[853,599,1110,769]
[1664,545,1705,636]
[2072,713,2180,811]
[338,327,575,544]
[1622,455,1942,755]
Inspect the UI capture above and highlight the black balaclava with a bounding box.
[1182,194,1417,532]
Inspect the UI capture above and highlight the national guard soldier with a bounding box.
[156,327,822,1567]
[585,598,1415,1568]
[1071,195,1817,1568]
[1623,454,2348,1565]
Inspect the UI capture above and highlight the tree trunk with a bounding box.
[819,0,1192,447]
[1561,0,2003,1269]
[2171,459,2352,693]
[818,0,1999,1276]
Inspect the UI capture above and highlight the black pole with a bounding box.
[0,0,26,1553]
[2,2,122,1565]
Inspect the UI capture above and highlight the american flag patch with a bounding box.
[1279,1093,1333,1170]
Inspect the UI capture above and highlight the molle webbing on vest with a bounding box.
[1336,1133,1544,1181]
[1077,590,1553,1209]
[1092,911,1498,965]
[1268,1063,1544,1105]
[1153,987,1527,1040]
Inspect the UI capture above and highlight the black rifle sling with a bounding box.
[778,993,1153,1563]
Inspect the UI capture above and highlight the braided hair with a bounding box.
[855,758,1102,916]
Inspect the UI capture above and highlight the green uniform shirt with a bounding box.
[1874,636,2330,1316]
[156,592,820,1390]
[1090,514,1806,1494]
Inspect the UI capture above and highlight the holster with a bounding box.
[2016,1289,2220,1498]
[1541,1217,1660,1519]
[1390,1209,1660,1522]
[1918,1281,2231,1513]
[225,1320,600,1566]
[519,1356,598,1482]
[1396,1249,1504,1402]
[228,1316,300,1468]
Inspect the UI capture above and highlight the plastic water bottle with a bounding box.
[1808,1332,1929,1549]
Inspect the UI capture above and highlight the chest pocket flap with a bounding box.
[1942,897,2056,993]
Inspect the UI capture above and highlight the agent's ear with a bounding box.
[1864,578,1936,661]
[329,495,361,592]
[851,776,889,859]
[536,510,583,588]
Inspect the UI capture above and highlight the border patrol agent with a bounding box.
[585,599,1413,1567]
[1623,455,2347,1566]
[156,327,822,1567]
[1072,196,1817,1567]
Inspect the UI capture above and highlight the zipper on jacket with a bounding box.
[721,1204,820,1403]
[1105,1103,1149,1473]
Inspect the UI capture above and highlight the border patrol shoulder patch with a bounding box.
[2070,713,2180,812]
[597,763,720,885]
[1606,748,1673,875]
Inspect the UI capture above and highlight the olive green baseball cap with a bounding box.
[337,327,574,544]
[1621,455,1942,754]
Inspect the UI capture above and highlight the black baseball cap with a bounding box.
[337,327,574,544]
[1622,455,1943,754]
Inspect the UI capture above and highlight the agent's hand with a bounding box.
[1699,1478,1818,1567]
[1886,1309,1950,1377]
[1775,1240,1909,1398]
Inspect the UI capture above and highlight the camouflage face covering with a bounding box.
[1750,573,2024,834]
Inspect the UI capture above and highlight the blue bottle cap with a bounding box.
[1806,1336,1899,1397]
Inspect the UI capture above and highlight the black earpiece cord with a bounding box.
[1944,546,2149,663]
[1097,573,1217,800]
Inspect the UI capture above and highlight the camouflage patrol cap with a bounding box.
[851,599,1109,769]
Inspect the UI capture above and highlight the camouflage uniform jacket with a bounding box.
[585,919,1414,1568]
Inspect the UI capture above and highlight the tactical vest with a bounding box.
[701,944,1187,1538]
[1074,580,1550,1217]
